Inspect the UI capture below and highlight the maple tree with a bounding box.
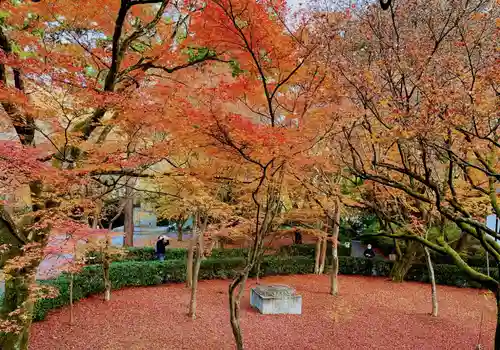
[316,0,498,343]
[176,0,345,347]
[2,0,497,348]
[0,0,227,347]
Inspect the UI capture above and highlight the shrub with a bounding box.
[85,247,186,264]
[85,244,338,265]
[34,255,312,321]
[34,255,496,323]
[278,243,351,258]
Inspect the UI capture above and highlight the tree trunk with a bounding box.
[314,238,321,274]
[394,238,402,260]
[330,197,340,296]
[391,240,421,282]
[189,221,204,319]
[424,246,438,317]
[229,272,249,350]
[103,256,111,301]
[319,236,327,274]
[69,272,74,324]
[177,220,183,241]
[186,234,196,288]
[0,219,47,350]
[255,259,262,284]
[123,185,134,247]
[0,273,36,350]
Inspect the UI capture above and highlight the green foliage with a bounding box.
[86,245,325,264]
[278,243,351,258]
[33,255,313,321]
[0,11,9,25]
[256,256,314,276]
[229,60,244,77]
[33,253,493,323]
[85,247,186,264]
[186,47,216,63]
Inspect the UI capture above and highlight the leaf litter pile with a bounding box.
[30,275,496,350]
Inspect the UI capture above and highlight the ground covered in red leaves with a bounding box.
[30,275,496,350]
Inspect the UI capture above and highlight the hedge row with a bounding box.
[34,255,314,321]
[85,243,351,265]
[336,257,496,288]
[34,255,494,323]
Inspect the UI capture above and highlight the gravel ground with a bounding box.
[30,274,496,350]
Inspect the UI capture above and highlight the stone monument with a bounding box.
[250,284,302,315]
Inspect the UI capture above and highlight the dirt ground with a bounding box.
[30,274,496,350]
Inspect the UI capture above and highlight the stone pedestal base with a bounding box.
[250,284,302,315]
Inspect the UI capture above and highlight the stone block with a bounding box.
[250,284,302,315]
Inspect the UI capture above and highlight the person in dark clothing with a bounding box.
[294,229,303,244]
[363,244,375,258]
[156,235,170,261]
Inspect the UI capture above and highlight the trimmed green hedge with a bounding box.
[85,247,183,264]
[34,255,495,323]
[85,247,250,264]
[279,243,351,258]
[85,244,350,265]
[335,257,496,288]
[34,255,314,322]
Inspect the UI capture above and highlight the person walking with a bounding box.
[156,235,170,261]
[294,229,303,244]
[363,244,376,276]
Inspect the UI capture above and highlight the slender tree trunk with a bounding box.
[69,272,74,324]
[186,213,199,288]
[177,220,183,241]
[102,231,112,301]
[229,272,249,350]
[229,232,265,349]
[424,246,438,317]
[255,258,262,284]
[186,234,196,289]
[189,216,204,319]
[103,256,111,301]
[319,236,327,274]
[123,185,134,247]
[330,197,340,296]
[314,237,321,274]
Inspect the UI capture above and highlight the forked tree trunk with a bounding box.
[229,228,266,349]
[424,246,438,317]
[391,240,421,282]
[189,216,205,319]
[314,238,321,274]
[319,237,327,274]
[330,197,340,296]
[229,271,249,350]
